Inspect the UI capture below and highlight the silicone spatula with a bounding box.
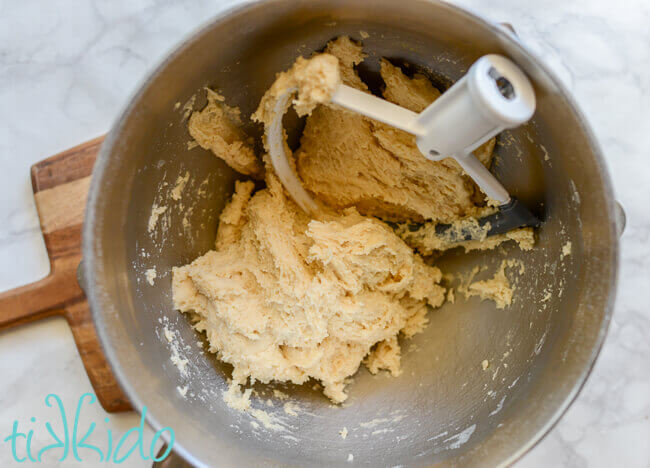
[267,54,541,241]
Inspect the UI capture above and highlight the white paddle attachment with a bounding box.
[268,54,536,214]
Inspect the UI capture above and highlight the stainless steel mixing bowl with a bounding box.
[81,0,622,466]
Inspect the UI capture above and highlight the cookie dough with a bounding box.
[396,219,535,255]
[295,37,494,223]
[466,261,515,310]
[188,88,263,179]
[173,37,533,403]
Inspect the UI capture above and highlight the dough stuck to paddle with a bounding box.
[174,37,531,403]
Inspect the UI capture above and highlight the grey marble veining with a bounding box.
[0,0,648,466]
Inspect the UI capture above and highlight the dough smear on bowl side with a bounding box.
[172,37,533,404]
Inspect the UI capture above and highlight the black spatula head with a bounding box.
[439,198,541,241]
[394,198,541,243]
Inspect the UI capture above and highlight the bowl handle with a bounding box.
[615,201,626,238]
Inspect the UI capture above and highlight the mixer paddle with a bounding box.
[267,54,541,242]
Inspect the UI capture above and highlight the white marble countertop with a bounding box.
[1,0,648,466]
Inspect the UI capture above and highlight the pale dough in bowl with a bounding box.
[173,37,534,403]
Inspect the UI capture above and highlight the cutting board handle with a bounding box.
[0,271,73,328]
[0,137,131,413]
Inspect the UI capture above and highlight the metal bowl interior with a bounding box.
[83,0,619,466]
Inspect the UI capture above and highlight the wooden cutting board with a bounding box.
[0,136,131,413]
